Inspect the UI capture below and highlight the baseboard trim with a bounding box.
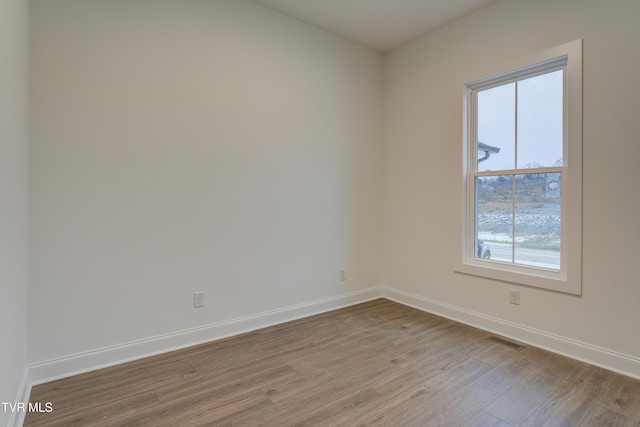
[382,286,640,380]
[24,285,640,410]
[29,287,382,386]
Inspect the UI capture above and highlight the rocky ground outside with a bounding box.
[477,203,560,250]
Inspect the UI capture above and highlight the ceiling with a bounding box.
[251,0,498,53]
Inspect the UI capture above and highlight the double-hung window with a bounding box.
[457,40,582,295]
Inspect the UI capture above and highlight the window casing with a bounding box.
[457,40,582,295]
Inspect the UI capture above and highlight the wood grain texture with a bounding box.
[25,299,640,426]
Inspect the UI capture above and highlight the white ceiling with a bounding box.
[251,0,498,53]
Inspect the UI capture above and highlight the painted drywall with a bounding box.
[383,0,640,361]
[0,0,29,423]
[29,0,382,364]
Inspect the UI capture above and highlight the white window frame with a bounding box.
[455,40,582,295]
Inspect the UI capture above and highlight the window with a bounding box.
[457,40,582,294]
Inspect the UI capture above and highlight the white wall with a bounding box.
[383,0,640,365]
[0,0,29,424]
[29,0,382,364]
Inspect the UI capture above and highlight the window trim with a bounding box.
[455,39,582,295]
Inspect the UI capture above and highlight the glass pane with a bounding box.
[477,83,515,172]
[517,70,564,168]
[514,173,561,269]
[475,175,513,263]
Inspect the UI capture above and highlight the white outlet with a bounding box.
[194,291,204,308]
[340,269,347,281]
[509,289,520,305]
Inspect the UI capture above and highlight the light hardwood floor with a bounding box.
[25,299,640,426]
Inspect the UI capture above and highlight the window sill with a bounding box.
[455,261,581,296]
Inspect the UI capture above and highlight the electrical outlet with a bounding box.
[509,289,520,305]
[194,291,204,308]
[340,269,347,281]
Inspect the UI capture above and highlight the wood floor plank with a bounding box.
[221,375,371,425]
[404,382,500,427]
[260,360,328,403]
[468,340,520,367]
[598,372,640,419]
[154,363,295,405]
[24,299,640,427]
[366,357,495,427]
[461,410,514,427]
[578,404,640,427]
[283,387,384,427]
[484,371,565,425]
[158,390,271,427]
[27,370,101,405]
[473,354,538,394]
[32,363,193,413]
[517,362,619,427]
[519,380,605,426]
[221,352,406,425]
[25,391,160,427]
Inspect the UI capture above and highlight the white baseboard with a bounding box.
[28,287,382,386]
[22,284,640,423]
[382,286,640,380]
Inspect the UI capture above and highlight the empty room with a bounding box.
[2,0,640,425]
